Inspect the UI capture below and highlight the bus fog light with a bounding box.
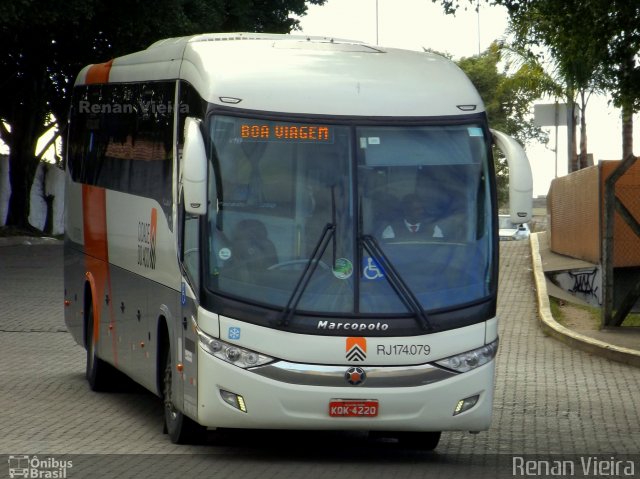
[220,389,247,413]
[453,394,479,415]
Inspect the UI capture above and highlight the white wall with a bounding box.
[0,156,65,234]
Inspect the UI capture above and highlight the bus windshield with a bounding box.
[205,115,494,318]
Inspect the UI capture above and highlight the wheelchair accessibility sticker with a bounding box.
[362,257,384,280]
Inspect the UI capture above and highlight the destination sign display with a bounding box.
[239,123,333,142]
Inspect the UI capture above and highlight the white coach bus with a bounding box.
[64,33,532,449]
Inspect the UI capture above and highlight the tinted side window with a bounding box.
[68,81,175,220]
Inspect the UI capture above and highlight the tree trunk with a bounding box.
[5,77,46,230]
[579,90,588,169]
[622,103,634,160]
[567,93,578,173]
[7,138,41,230]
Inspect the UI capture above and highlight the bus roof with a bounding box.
[75,33,485,118]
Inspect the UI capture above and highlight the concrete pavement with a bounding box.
[1,237,639,479]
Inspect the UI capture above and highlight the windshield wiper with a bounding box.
[277,222,336,327]
[360,234,433,332]
[278,184,339,328]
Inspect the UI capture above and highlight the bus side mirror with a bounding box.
[491,129,533,223]
[183,117,207,215]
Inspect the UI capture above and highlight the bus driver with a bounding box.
[381,193,444,240]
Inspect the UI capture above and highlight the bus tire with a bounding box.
[85,301,114,391]
[396,431,441,451]
[162,348,205,444]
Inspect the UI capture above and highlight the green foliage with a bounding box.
[502,0,640,114]
[0,0,325,123]
[455,42,549,207]
[0,0,325,227]
[433,0,640,156]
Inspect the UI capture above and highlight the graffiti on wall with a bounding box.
[568,269,600,301]
[552,267,603,307]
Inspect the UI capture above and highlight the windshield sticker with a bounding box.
[468,127,484,137]
[218,247,231,261]
[367,137,381,145]
[333,258,353,280]
[362,257,385,280]
[228,327,241,340]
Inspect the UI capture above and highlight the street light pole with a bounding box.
[375,0,379,45]
[477,0,481,55]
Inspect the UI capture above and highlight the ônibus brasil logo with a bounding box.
[8,455,73,478]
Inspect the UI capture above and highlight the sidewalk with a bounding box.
[530,232,640,368]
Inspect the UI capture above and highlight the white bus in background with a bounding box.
[64,33,532,449]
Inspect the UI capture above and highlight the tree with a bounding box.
[594,0,640,159]
[455,42,550,207]
[433,0,640,161]
[501,0,609,171]
[0,0,325,229]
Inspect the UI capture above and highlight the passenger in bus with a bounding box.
[381,193,444,240]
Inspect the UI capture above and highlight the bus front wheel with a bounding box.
[162,349,205,444]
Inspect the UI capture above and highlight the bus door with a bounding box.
[178,208,201,419]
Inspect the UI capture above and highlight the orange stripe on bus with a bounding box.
[82,186,109,261]
[81,60,119,366]
[85,60,113,84]
[82,185,118,365]
[84,271,100,344]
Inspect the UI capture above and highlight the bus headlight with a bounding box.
[435,339,499,373]
[197,329,274,368]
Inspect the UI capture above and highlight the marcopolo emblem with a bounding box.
[344,366,366,386]
[345,337,367,361]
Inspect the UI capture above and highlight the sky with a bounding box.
[2,1,638,198]
[297,0,639,196]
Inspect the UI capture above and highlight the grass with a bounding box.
[621,313,640,327]
[550,297,640,328]
[549,297,566,324]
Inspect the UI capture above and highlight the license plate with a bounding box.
[329,400,379,417]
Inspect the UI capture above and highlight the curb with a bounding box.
[0,236,62,247]
[530,232,640,368]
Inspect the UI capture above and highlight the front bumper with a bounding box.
[196,347,495,432]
